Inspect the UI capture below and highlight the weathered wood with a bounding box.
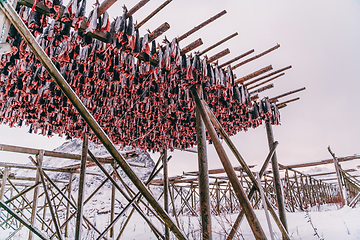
[0,143,137,163]
[283,155,360,169]
[148,22,170,42]
[207,48,230,64]
[0,162,99,175]
[126,0,151,17]
[178,10,227,42]
[75,133,88,240]
[30,153,63,239]
[218,49,255,68]
[249,95,258,101]
[265,121,288,237]
[247,73,285,90]
[232,44,280,70]
[249,83,274,95]
[256,172,275,240]
[5,182,40,204]
[0,200,49,240]
[0,167,8,200]
[245,66,291,87]
[29,153,41,240]
[276,97,300,107]
[163,149,169,240]
[196,86,212,240]
[203,100,289,240]
[65,173,73,238]
[89,151,164,240]
[97,0,117,18]
[199,32,238,56]
[180,38,203,55]
[136,0,172,29]
[235,65,273,85]
[328,146,346,206]
[269,87,306,103]
[190,86,268,240]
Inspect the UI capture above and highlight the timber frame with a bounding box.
[0,0,357,239]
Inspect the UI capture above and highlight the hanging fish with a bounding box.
[72,0,86,30]
[85,4,98,33]
[100,11,110,32]
[117,6,128,44]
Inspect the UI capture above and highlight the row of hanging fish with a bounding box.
[0,5,280,152]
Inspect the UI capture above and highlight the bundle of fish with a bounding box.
[0,4,280,152]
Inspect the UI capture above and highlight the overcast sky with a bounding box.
[0,0,359,177]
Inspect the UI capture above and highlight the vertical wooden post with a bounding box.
[216,180,220,215]
[285,169,295,212]
[294,172,303,211]
[196,86,212,239]
[328,147,346,206]
[75,133,88,240]
[0,167,9,200]
[256,172,275,240]
[190,86,268,240]
[265,121,287,237]
[31,152,63,239]
[162,149,169,240]
[110,162,116,238]
[29,156,41,240]
[65,172,73,238]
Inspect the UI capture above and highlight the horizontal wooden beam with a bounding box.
[0,162,101,175]
[281,155,360,169]
[0,143,137,163]
[177,10,227,42]
[198,32,238,57]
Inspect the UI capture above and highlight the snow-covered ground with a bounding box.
[102,204,360,240]
[2,204,359,239]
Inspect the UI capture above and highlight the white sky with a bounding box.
[0,0,359,177]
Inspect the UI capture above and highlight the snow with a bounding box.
[2,140,359,240]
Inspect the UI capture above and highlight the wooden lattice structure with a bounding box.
[0,0,340,239]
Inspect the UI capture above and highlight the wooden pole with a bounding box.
[28,158,41,240]
[163,149,169,240]
[196,86,212,240]
[190,86,268,240]
[65,172,73,238]
[207,48,230,64]
[218,49,254,68]
[126,0,151,17]
[247,73,285,90]
[256,172,275,240]
[75,133,88,240]
[178,10,227,42]
[249,83,274,95]
[199,32,238,56]
[328,146,346,206]
[202,101,289,240]
[180,38,203,56]
[31,153,63,240]
[0,167,8,201]
[110,162,116,238]
[148,22,170,42]
[265,121,288,238]
[0,200,49,240]
[245,66,292,87]
[0,3,186,238]
[136,0,173,29]
[232,44,280,70]
[97,0,118,18]
[235,65,273,85]
[276,97,300,107]
[269,87,306,103]
[294,172,303,211]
